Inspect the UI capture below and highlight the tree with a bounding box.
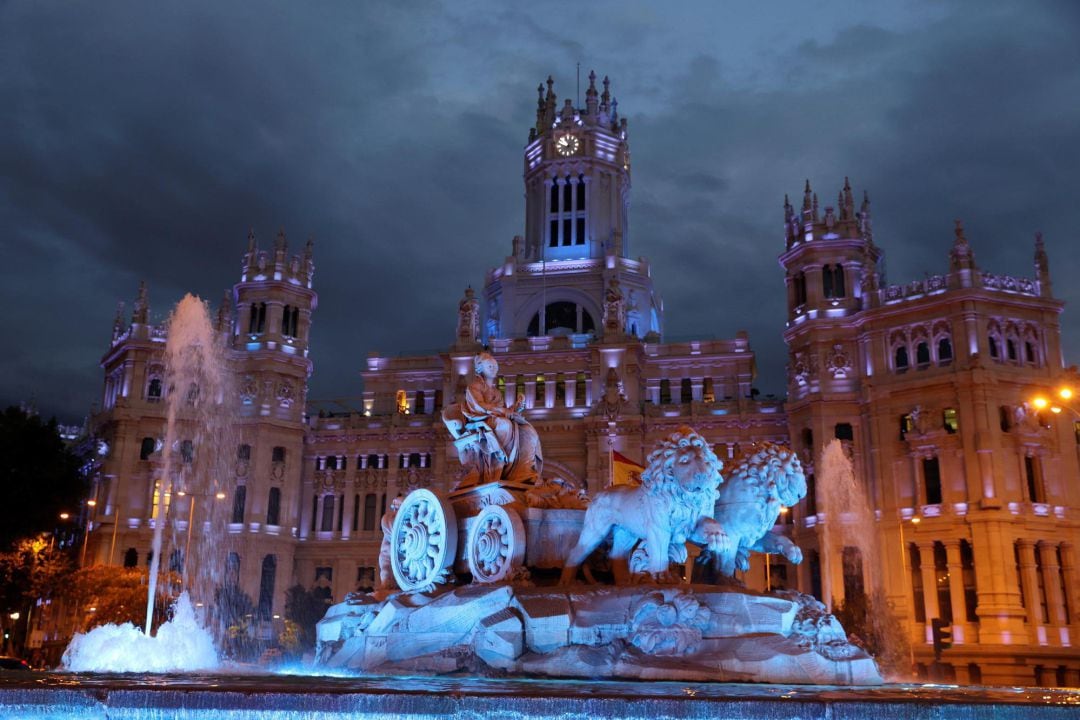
[57,565,163,632]
[0,535,72,655]
[284,584,330,652]
[0,406,88,549]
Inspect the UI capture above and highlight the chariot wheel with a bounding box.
[390,489,458,591]
[465,504,526,583]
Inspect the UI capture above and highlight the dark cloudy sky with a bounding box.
[3,1,1078,422]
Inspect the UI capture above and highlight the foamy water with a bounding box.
[61,593,218,673]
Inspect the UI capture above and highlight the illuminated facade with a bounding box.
[86,75,1078,685]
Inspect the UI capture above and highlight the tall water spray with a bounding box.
[145,294,235,634]
[818,438,908,676]
[63,294,235,673]
[817,439,880,600]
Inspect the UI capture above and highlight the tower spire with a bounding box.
[1034,230,1052,297]
[132,280,149,325]
[585,69,598,119]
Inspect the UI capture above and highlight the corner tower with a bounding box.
[483,73,661,343]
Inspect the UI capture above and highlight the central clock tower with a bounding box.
[522,72,632,262]
[480,72,660,343]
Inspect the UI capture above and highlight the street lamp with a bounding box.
[175,488,226,585]
[898,513,921,672]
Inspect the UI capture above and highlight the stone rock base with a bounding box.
[315,584,883,685]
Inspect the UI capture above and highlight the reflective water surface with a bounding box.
[0,671,1078,720]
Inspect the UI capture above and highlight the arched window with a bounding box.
[232,485,246,524]
[938,337,953,363]
[266,487,281,526]
[916,342,931,367]
[258,555,276,619]
[988,335,1000,358]
[895,346,909,371]
[363,493,377,532]
[282,305,300,338]
[1024,340,1037,364]
[123,548,138,568]
[793,272,807,307]
[320,495,335,532]
[1006,338,1018,362]
[822,265,835,298]
[140,437,155,460]
[147,377,163,400]
[832,265,846,297]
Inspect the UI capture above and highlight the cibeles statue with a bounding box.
[561,426,732,584]
[441,352,543,487]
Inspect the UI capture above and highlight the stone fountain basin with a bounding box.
[316,583,883,686]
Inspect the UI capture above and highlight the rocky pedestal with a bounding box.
[315,584,882,685]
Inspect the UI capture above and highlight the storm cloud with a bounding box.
[2,1,1078,420]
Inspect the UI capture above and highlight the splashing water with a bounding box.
[61,593,218,672]
[62,294,237,672]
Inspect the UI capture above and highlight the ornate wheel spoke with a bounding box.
[389,489,458,591]
[466,505,526,583]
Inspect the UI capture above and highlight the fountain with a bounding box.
[4,349,1072,717]
[60,294,232,673]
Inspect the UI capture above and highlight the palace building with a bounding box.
[85,73,1079,685]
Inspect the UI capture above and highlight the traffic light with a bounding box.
[931,617,952,658]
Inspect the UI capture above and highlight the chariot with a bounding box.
[388,478,586,591]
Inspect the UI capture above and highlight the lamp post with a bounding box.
[175,489,226,586]
[79,500,97,567]
[898,513,921,672]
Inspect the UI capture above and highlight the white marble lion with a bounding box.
[707,441,807,577]
[560,427,732,584]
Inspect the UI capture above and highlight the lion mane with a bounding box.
[708,441,807,577]
[561,427,727,583]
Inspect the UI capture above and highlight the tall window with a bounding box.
[237,444,251,461]
[140,437,156,460]
[895,345,909,371]
[961,540,978,621]
[232,485,246,524]
[934,542,952,623]
[792,272,807,307]
[923,457,943,505]
[822,265,834,298]
[575,372,587,405]
[123,548,138,568]
[546,175,587,247]
[804,473,817,516]
[1058,546,1072,625]
[147,377,163,400]
[842,546,865,602]
[1006,338,1018,361]
[1025,455,1045,503]
[272,446,286,463]
[910,543,926,622]
[225,552,240,586]
[938,337,953,363]
[258,555,276,619]
[282,305,300,338]
[988,335,1000,359]
[352,494,360,532]
[250,302,267,334]
[916,342,931,367]
[180,440,194,464]
[320,495,335,532]
[535,374,546,405]
[266,487,281,526]
[659,379,672,404]
[363,493,377,532]
[680,378,692,404]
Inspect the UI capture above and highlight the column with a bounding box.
[917,541,940,643]
[341,488,356,540]
[545,376,555,408]
[299,485,313,540]
[943,539,969,644]
[503,375,516,407]
[1060,543,1080,632]
[1038,541,1068,645]
[1016,539,1042,644]
[565,377,576,408]
[525,379,536,409]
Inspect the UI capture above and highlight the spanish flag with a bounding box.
[610,449,645,487]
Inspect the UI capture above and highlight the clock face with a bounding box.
[556,134,580,156]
